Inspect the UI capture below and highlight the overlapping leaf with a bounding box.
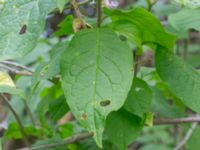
[155,48,200,113]
[61,28,133,146]
[105,7,176,49]
[124,77,152,118]
[105,108,143,150]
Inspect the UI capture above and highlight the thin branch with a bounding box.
[0,64,32,76]
[71,0,87,28]
[0,94,30,147]
[18,132,94,150]
[174,122,198,150]
[154,116,200,125]
[97,0,102,27]
[17,116,200,150]
[0,61,33,72]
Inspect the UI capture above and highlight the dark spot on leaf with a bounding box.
[19,25,27,35]
[81,112,87,120]
[100,100,111,107]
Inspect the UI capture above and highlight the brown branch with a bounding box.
[154,116,200,125]
[0,61,33,73]
[0,94,30,147]
[0,64,32,76]
[174,122,198,150]
[18,132,94,150]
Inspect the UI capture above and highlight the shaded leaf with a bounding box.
[155,48,200,113]
[124,77,152,118]
[105,108,143,150]
[49,95,69,122]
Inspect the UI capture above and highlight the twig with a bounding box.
[0,61,33,72]
[174,122,198,150]
[16,116,200,150]
[18,132,94,150]
[0,64,32,76]
[0,94,30,147]
[154,116,200,125]
[71,0,87,28]
[97,0,102,27]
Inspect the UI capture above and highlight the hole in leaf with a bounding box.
[81,112,87,120]
[19,25,27,35]
[100,100,111,107]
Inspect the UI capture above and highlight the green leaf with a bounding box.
[169,8,200,31]
[105,7,176,49]
[0,85,26,99]
[0,0,59,60]
[105,108,143,150]
[155,48,200,113]
[49,95,69,122]
[5,122,42,139]
[57,0,69,12]
[36,84,63,126]
[61,28,133,146]
[124,77,152,118]
[31,41,68,90]
[54,15,74,36]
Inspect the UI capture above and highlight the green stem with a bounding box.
[97,0,102,28]
[0,94,30,147]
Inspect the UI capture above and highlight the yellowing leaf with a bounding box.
[0,71,15,88]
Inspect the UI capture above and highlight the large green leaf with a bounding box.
[155,48,200,113]
[105,7,176,49]
[124,77,152,118]
[61,28,133,146]
[169,8,200,31]
[105,108,143,150]
[0,0,59,60]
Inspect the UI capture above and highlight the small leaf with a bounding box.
[61,28,133,146]
[105,108,143,150]
[124,77,152,118]
[54,15,74,36]
[155,48,200,113]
